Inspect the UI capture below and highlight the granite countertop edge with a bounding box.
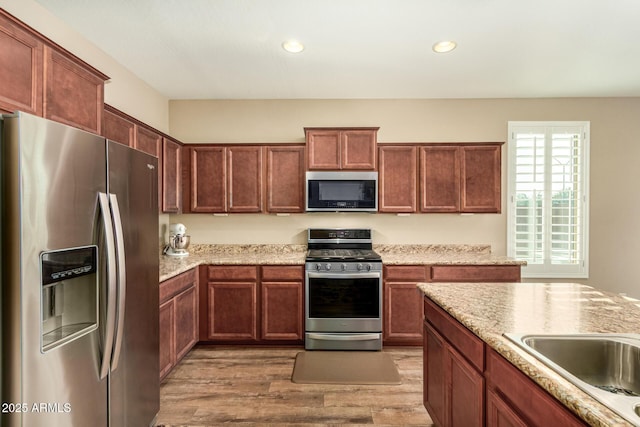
[160,243,525,282]
[418,282,635,427]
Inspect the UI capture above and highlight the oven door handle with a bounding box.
[307,333,381,341]
[307,272,381,279]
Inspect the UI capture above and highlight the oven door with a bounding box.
[305,271,382,333]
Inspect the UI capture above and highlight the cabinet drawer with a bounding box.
[160,268,197,304]
[384,265,428,281]
[424,297,484,371]
[208,265,258,281]
[261,265,304,282]
[431,265,521,282]
[486,348,587,426]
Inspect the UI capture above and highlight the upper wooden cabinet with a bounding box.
[305,127,378,170]
[162,138,182,213]
[135,124,163,158]
[0,10,108,133]
[103,104,183,214]
[378,145,418,212]
[419,143,502,214]
[461,145,501,213]
[187,146,226,213]
[265,145,305,213]
[420,146,462,212]
[103,105,135,147]
[379,143,502,214]
[228,146,264,212]
[185,145,263,213]
[0,10,43,116]
[44,46,106,134]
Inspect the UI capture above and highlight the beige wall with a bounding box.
[170,98,640,297]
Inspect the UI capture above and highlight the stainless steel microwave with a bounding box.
[305,171,378,212]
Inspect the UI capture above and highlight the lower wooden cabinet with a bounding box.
[383,265,428,345]
[423,295,589,427]
[205,266,259,341]
[424,298,484,427]
[431,265,521,282]
[486,389,529,427]
[203,265,304,344]
[384,264,521,346]
[159,269,198,380]
[261,266,304,341]
[485,347,588,427]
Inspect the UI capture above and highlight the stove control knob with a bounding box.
[357,263,364,271]
[366,263,372,271]
[341,263,348,271]
[315,263,322,271]
[325,264,332,271]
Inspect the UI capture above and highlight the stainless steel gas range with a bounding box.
[305,228,383,350]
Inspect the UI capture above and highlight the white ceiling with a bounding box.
[34,0,640,100]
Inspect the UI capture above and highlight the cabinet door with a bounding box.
[207,281,258,341]
[341,129,377,170]
[189,146,226,212]
[448,345,484,427]
[461,145,501,213]
[162,138,182,213]
[43,46,105,134]
[261,281,303,341]
[0,11,43,115]
[486,389,528,427]
[103,106,135,147]
[378,145,418,212]
[228,146,263,212]
[159,299,176,380]
[306,129,341,170]
[174,284,198,361]
[384,266,427,345]
[265,145,305,213]
[384,281,423,344]
[420,146,461,212]
[134,125,162,157]
[424,322,447,427]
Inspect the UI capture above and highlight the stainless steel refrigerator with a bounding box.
[1,112,160,426]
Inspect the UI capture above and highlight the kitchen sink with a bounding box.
[504,333,640,426]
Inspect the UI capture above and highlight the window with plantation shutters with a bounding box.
[507,122,590,278]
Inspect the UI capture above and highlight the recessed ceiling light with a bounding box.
[432,40,457,53]
[282,40,305,53]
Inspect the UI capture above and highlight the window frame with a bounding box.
[507,121,590,279]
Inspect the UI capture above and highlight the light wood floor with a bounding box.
[156,346,434,426]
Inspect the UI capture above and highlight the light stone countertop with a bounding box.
[160,244,307,282]
[418,281,640,427]
[160,243,525,282]
[375,244,525,265]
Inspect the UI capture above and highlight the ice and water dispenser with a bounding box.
[40,246,98,351]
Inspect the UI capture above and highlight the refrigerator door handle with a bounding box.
[109,193,127,371]
[98,193,117,380]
